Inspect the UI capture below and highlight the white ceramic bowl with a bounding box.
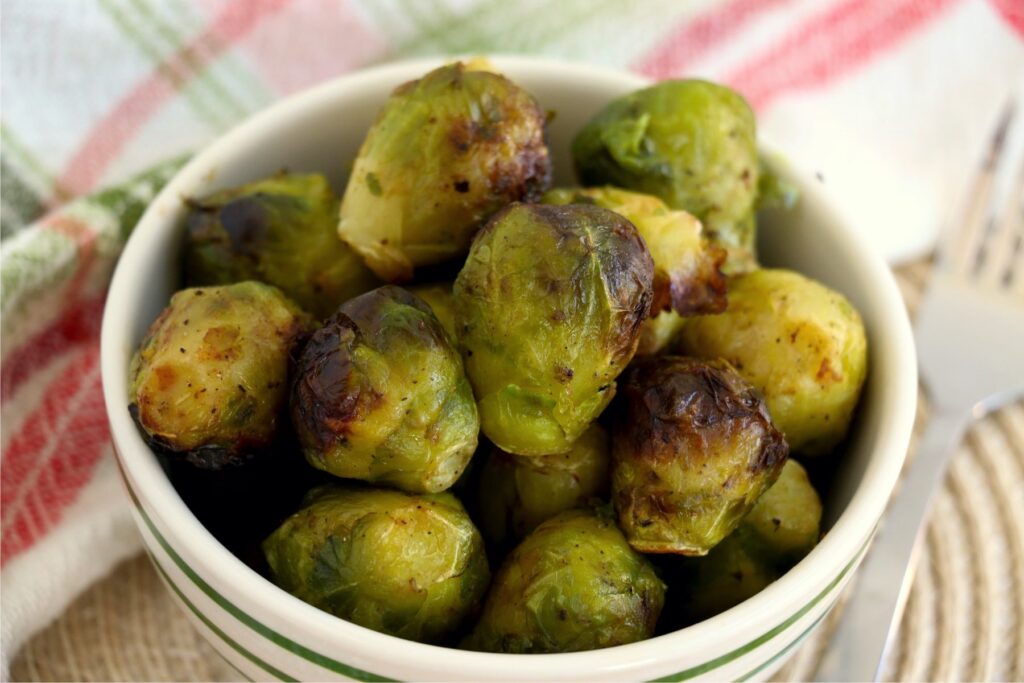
[101,56,917,682]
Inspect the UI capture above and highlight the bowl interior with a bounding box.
[102,55,916,679]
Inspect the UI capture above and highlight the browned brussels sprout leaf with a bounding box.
[542,186,726,317]
[611,356,788,555]
[290,286,479,493]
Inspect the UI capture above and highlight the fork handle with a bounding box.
[814,407,970,682]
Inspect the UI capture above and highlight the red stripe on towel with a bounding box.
[2,347,108,565]
[726,0,960,110]
[635,0,794,78]
[54,0,293,198]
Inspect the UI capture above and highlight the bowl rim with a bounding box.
[101,54,918,679]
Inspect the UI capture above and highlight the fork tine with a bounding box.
[975,159,1023,290]
[937,100,1016,278]
[1003,162,1024,295]
[1010,216,1024,297]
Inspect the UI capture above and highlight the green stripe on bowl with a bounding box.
[209,642,259,683]
[143,546,284,681]
[736,541,874,683]
[116,457,870,682]
[651,535,871,682]
[736,608,832,682]
[116,461,393,681]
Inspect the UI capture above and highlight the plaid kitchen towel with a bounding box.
[1,0,1022,677]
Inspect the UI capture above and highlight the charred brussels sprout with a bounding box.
[464,508,664,653]
[454,203,654,456]
[184,173,379,319]
[291,286,479,492]
[408,282,458,342]
[477,423,610,549]
[679,269,868,455]
[668,460,822,622]
[572,80,759,273]
[263,486,489,643]
[338,62,551,282]
[129,282,313,469]
[611,356,788,555]
[542,186,726,316]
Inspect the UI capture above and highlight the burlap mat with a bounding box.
[11,259,1024,682]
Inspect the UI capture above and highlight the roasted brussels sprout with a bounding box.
[542,186,726,316]
[679,269,868,455]
[665,460,822,623]
[338,62,552,282]
[464,508,664,653]
[477,423,610,549]
[129,282,313,469]
[756,159,800,211]
[408,282,458,342]
[521,186,732,358]
[454,203,653,456]
[184,173,379,319]
[611,356,788,555]
[572,80,759,272]
[290,286,479,492]
[741,459,822,565]
[263,486,489,643]
[670,533,776,625]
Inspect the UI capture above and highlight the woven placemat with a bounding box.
[11,259,1024,682]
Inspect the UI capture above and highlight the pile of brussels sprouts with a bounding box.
[129,62,868,653]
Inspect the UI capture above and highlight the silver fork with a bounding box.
[815,101,1024,682]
